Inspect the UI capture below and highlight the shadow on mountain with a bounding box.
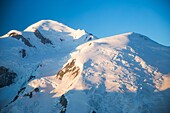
[61,87,170,113]
[127,33,170,74]
[1,69,170,113]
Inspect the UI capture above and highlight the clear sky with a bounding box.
[1,0,170,46]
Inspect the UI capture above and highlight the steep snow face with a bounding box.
[67,32,170,113]
[1,20,96,48]
[0,20,97,110]
[0,20,170,113]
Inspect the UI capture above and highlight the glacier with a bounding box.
[0,20,170,113]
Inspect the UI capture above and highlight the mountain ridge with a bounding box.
[0,20,170,113]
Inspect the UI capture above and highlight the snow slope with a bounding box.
[0,20,170,113]
[0,20,96,110]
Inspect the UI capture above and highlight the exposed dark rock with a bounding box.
[10,87,26,103]
[89,33,93,35]
[87,37,92,41]
[18,87,26,94]
[24,87,39,98]
[4,87,26,107]
[60,95,68,113]
[27,64,42,82]
[56,59,80,80]
[84,33,96,41]
[0,66,17,88]
[12,95,19,103]
[28,75,35,82]
[60,38,65,41]
[34,87,39,92]
[24,92,33,98]
[39,64,42,67]
[9,32,34,47]
[9,32,18,37]
[19,49,26,58]
[34,29,52,45]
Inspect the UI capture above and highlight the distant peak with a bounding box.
[122,32,141,36]
[1,30,22,38]
[8,30,22,35]
[24,19,75,32]
[34,20,66,28]
[121,32,150,39]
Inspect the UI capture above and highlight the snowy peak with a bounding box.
[24,19,92,40]
[1,20,97,49]
[24,20,75,33]
[76,32,170,74]
[104,32,156,45]
[0,20,170,113]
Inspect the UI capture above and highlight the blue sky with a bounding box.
[1,0,170,46]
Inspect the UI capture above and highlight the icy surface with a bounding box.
[0,20,170,113]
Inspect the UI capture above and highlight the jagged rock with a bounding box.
[60,95,67,113]
[10,87,26,104]
[19,49,26,58]
[23,87,39,98]
[88,37,92,41]
[0,66,17,88]
[28,75,35,82]
[34,29,52,45]
[60,38,65,41]
[24,92,33,98]
[9,32,34,47]
[56,59,80,80]
[34,88,39,92]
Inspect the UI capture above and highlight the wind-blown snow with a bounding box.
[0,20,170,113]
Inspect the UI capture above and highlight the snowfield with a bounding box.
[0,20,170,113]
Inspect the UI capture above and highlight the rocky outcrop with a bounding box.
[59,95,68,113]
[24,87,40,98]
[8,87,39,107]
[9,32,34,47]
[56,59,80,80]
[0,66,17,88]
[34,29,52,45]
[19,49,26,58]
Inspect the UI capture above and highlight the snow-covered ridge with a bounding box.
[0,20,97,111]
[24,20,87,40]
[24,20,75,32]
[1,20,96,47]
[0,20,170,113]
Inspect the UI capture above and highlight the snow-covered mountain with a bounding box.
[0,20,170,113]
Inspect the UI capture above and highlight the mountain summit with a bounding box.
[0,20,170,113]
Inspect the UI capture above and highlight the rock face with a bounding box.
[9,31,34,47]
[0,66,17,88]
[59,95,68,113]
[19,49,26,58]
[34,29,52,45]
[56,59,80,80]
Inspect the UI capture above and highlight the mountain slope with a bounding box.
[0,20,96,110]
[65,32,170,113]
[0,20,170,113]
